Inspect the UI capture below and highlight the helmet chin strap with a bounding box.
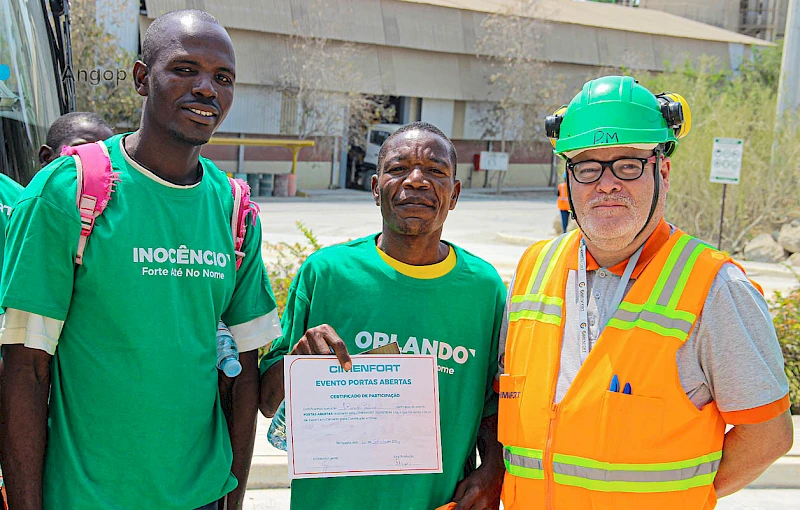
[566,168,587,241]
[635,147,662,242]
[566,147,663,246]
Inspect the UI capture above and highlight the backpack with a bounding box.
[61,142,260,268]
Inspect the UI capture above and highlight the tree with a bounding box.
[277,1,394,186]
[278,35,356,143]
[475,0,566,191]
[70,0,141,129]
[346,94,396,162]
[638,48,800,252]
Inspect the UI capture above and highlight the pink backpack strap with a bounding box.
[61,142,119,265]
[229,177,260,271]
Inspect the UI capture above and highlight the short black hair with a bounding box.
[377,121,458,177]
[46,112,112,149]
[141,9,222,66]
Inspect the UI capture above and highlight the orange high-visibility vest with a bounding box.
[556,183,570,211]
[499,228,736,510]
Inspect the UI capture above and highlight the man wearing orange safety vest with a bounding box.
[496,76,793,509]
[556,181,570,233]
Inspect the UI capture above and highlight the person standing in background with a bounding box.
[556,179,570,233]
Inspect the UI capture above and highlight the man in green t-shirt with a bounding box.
[0,112,110,351]
[37,112,114,166]
[260,122,507,510]
[0,111,111,509]
[0,10,280,510]
[0,110,111,387]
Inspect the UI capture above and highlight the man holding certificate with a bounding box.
[260,122,506,510]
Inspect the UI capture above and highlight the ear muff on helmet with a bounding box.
[656,92,692,140]
[666,92,691,139]
[545,105,568,148]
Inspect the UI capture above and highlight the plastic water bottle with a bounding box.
[267,401,288,451]
[216,322,242,377]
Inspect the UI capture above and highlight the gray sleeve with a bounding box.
[496,273,514,377]
[683,263,788,416]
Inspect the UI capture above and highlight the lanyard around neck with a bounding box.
[576,240,644,363]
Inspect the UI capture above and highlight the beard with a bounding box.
[578,193,650,252]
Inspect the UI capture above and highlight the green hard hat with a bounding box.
[547,76,688,159]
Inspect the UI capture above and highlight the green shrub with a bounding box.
[634,48,800,253]
[264,222,322,315]
[259,222,322,358]
[770,287,800,414]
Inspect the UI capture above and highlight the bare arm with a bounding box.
[715,410,793,498]
[259,359,284,418]
[219,349,260,510]
[259,324,352,418]
[0,345,52,510]
[451,413,504,510]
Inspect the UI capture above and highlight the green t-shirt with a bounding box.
[0,172,23,250]
[261,235,506,510]
[0,134,278,510]
[0,172,23,319]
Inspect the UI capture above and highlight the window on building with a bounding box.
[369,130,391,146]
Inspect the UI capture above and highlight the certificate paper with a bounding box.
[284,354,442,479]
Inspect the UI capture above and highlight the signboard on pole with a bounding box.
[709,138,743,184]
[479,151,509,171]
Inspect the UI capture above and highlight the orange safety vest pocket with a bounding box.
[498,374,526,446]
[596,391,665,459]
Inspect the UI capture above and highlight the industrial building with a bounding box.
[640,0,788,42]
[136,0,770,191]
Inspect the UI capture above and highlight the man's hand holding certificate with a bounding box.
[284,354,443,479]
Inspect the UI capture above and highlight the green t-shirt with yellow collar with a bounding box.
[261,234,506,510]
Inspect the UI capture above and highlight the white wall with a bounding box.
[219,85,282,135]
[420,98,454,137]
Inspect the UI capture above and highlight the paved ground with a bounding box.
[257,191,799,296]
[242,488,800,510]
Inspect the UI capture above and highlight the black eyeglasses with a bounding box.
[566,155,657,184]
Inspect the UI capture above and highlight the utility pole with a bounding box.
[777,0,800,121]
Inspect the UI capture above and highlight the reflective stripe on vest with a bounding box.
[505,446,721,493]
[508,231,576,326]
[504,446,544,480]
[604,236,711,342]
[608,303,695,341]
